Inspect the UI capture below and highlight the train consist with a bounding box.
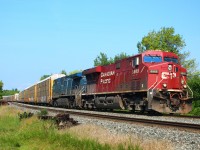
[4,50,193,114]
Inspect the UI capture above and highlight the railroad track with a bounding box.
[106,110,200,120]
[10,102,200,131]
[163,114,200,120]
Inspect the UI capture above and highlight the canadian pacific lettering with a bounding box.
[101,71,115,78]
[100,78,111,84]
[100,71,115,84]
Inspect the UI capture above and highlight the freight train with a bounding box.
[3,50,193,114]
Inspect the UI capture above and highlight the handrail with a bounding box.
[152,78,164,91]
[183,78,193,98]
[75,86,86,96]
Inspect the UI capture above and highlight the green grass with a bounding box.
[0,117,111,150]
[189,100,200,116]
[0,107,141,150]
[37,109,48,116]
[0,115,21,149]
[189,107,200,116]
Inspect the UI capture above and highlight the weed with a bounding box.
[18,112,34,120]
[37,109,48,116]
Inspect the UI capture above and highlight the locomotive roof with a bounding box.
[142,50,178,57]
[83,66,102,75]
[68,72,83,79]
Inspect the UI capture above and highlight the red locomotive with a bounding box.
[4,50,192,114]
[82,50,192,114]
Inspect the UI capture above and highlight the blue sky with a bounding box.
[0,0,200,90]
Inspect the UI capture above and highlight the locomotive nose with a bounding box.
[161,63,180,89]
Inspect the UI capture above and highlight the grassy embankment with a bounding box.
[0,106,173,150]
[189,100,200,116]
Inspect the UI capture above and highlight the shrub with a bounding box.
[18,112,34,120]
[38,109,48,116]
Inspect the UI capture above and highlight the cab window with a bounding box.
[164,57,178,64]
[143,56,162,63]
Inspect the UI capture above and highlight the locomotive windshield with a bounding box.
[164,57,178,64]
[143,55,162,63]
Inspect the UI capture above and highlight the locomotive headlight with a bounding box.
[181,79,184,84]
[163,83,167,88]
[168,65,172,71]
[183,85,187,89]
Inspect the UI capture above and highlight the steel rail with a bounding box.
[163,114,200,119]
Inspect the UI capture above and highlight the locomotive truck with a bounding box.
[4,50,193,114]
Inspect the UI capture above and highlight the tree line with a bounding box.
[0,80,20,99]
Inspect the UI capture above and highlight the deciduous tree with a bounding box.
[60,70,67,75]
[94,52,129,66]
[3,89,19,96]
[40,75,50,81]
[188,75,200,115]
[0,81,3,99]
[137,27,186,54]
[94,52,111,66]
[113,52,129,62]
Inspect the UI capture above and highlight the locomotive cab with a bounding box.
[142,50,193,114]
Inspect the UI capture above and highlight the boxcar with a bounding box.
[18,74,65,105]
